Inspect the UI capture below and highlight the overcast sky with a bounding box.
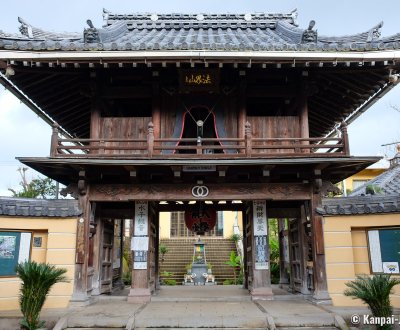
[0,0,399,196]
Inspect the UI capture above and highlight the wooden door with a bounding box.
[288,218,303,292]
[100,220,114,294]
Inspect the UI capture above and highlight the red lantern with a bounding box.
[185,204,216,235]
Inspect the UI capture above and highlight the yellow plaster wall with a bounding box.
[159,212,171,239]
[339,168,386,192]
[324,213,400,307]
[0,216,77,310]
[223,211,242,238]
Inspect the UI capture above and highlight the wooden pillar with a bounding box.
[50,122,59,157]
[128,201,151,303]
[310,191,330,301]
[90,74,101,155]
[250,201,273,300]
[299,81,310,153]
[152,79,161,143]
[238,79,246,153]
[278,219,289,287]
[340,121,350,155]
[154,211,160,290]
[70,182,91,305]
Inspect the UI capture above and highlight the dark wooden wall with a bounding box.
[100,117,150,154]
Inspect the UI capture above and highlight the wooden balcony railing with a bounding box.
[50,121,350,159]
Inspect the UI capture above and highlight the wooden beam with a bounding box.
[90,183,311,201]
[101,87,152,99]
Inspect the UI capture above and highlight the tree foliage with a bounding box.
[344,274,400,329]
[8,167,57,199]
[16,261,68,330]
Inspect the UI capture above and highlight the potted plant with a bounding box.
[225,251,241,284]
[344,274,400,330]
[159,244,169,262]
[16,261,68,330]
[207,262,213,274]
[185,263,192,274]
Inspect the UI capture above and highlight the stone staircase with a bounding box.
[159,238,237,284]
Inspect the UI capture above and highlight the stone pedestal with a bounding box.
[192,264,208,285]
[127,288,151,303]
[251,287,274,300]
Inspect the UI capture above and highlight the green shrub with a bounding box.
[164,279,177,286]
[223,279,234,285]
[16,261,68,330]
[344,274,400,329]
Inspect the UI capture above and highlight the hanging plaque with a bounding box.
[253,201,269,270]
[179,69,220,92]
[134,201,148,236]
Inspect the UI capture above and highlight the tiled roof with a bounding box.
[318,195,400,216]
[0,197,81,217]
[350,151,400,196]
[0,9,399,52]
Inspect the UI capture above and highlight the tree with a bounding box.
[8,167,57,199]
[344,274,400,330]
[16,261,68,330]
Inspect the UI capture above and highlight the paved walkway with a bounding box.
[0,286,372,329]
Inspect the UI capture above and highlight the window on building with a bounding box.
[368,228,400,274]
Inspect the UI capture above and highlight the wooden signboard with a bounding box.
[179,69,220,93]
[253,201,269,270]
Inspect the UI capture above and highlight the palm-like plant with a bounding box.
[344,274,400,329]
[16,261,68,330]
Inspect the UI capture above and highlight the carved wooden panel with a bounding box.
[90,183,311,202]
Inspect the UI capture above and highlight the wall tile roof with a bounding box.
[319,195,400,216]
[0,9,399,52]
[0,197,81,217]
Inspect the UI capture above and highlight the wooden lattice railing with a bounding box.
[50,121,350,158]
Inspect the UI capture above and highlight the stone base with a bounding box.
[127,288,151,303]
[69,292,92,307]
[310,290,332,305]
[251,287,274,300]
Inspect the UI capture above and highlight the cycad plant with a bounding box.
[16,261,68,330]
[344,274,400,329]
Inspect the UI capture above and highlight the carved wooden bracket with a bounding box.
[78,171,87,196]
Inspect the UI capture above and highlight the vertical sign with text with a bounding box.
[133,201,149,269]
[253,201,269,270]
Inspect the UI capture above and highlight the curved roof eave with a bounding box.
[1,49,400,61]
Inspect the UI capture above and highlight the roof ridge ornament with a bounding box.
[84,19,100,43]
[18,17,33,38]
[367,21,383,42]
[302,20,317,43]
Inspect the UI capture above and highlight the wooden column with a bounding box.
[299,81,310,153]
[300,205,312,295]
[238,79,246,153]
[70,183,91,305]
[310,191,330,301]
[90,74,101,155]
[128,201,152,303]
[152,78,161,143]
[250,201,273,300]
[154,211,160,290]
[278,219,289,287]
